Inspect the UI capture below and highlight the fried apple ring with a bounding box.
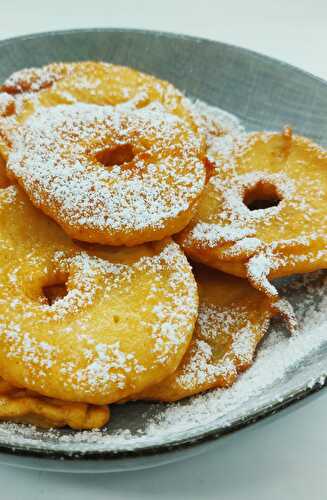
[6,103,205,245]
[134,264,271,402]
[1,63,70,95]
[0,61,197,164]
[0,378,109,429]
[0,62,200,189]
[0,61,195,125]
[0,185,198,404]
[178,130,327,298]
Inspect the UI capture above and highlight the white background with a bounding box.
[1,1,327,498]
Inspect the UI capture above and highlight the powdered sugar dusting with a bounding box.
[176,337,236,389]
[0,90,326,456]
[0,270,326,454]
[189,224,256,249]
[181,108,327,297]
[0,93,15,117]
[189,99,246,165]
[0,186,197,403]
[175,301,267,391]
[7,103,205,244]
[3,239,197,399]
[1,63,70,94]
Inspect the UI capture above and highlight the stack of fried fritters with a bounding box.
[0,62,325,429]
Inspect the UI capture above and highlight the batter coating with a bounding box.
[6,103,205,245]
[0,186,198,404]
[178,130,327,298]
[0,378,109,429]
[0,154,9,188]
[137,264,271,402]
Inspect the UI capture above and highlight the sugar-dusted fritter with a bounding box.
[0,61,196,127]
[0,61,199,162]
[0,186,198,404]
[178,130,327,299]
[6,103,205,245]
[136,264,271,402]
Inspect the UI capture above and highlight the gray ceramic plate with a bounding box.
[0,28,327,473]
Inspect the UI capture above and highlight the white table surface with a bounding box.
[0,1,327,498]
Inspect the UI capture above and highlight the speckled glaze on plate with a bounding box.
[0,28,327,473]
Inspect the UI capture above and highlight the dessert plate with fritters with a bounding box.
[0,28,326,473]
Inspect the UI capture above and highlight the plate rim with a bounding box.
[0,27,326,463]
[1,26,327,89]
[0,380,325,463]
